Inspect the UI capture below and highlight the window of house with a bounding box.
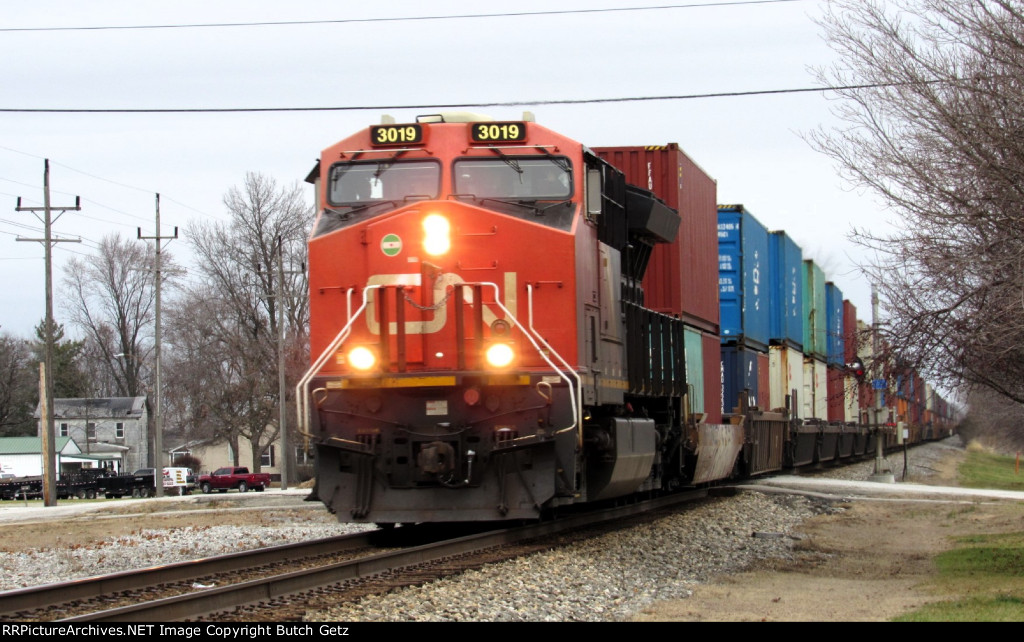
[115,422,124,439]
[294,446,314,464]
[86,423,96,441]
[261,445,275,468]
[59,423,69,437]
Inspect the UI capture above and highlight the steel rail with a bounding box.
[60,490,707,622]
[0,531,378,617]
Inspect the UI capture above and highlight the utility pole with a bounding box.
[138,194,177,498]
[869,284,894,483]
[275,236,304,490]
[16,159,81,507]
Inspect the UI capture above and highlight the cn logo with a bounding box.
[365,272,518,335]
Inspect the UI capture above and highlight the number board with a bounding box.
[470,122,527,143]
[370,124,424,146]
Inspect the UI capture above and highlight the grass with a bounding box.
[895,449,1024,621]
[958,450,1024,492]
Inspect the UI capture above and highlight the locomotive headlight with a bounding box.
[347,346,377,371]
[422,214,451,256]
[485,342,515,368]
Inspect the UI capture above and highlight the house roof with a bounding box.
[33,397,147,420]
[0,436,79,455]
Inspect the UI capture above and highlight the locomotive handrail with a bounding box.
[472,281,580,445]
[295,285,377,440]
[525,282,583,449]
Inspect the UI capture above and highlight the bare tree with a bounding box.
[811,0,1024,403]
[62,233,180,398]
[0,333,35,436]
[175,173,310,472]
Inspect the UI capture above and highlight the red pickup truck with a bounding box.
[198,467,271,493]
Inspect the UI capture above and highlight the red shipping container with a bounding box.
[702,332,723,424]
[827,366,846,422]
[843,299,859,365]
[594,144,720,334]
[757,351,770,411]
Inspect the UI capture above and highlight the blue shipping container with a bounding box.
[721,344,761,414]
[718,205,770,350]
[825,282,845,367]
[768,231,803,350]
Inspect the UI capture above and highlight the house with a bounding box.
[0,436,118,477]
[35,397,149,473]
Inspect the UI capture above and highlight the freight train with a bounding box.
[296,113,956,525]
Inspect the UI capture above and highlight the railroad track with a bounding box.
[0,490,707,622]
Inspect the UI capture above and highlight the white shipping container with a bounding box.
[844,374,858,423]
[769,345,804,415]
[802,357,828,419]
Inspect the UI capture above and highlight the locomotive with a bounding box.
[297,112,953,525]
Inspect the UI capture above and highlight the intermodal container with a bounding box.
[825,282,845,368]
[595,145,720,333]
[844,374,858,423]
[684,326,705,418]
[843,299,859,365]
[717,205,770,350]
[827,365,845,422]
[721,344,761,414]
[768,345,804,415]
[757,351,770,410]
[856,319,875,413]
[802,356,828,420]
[768,230,803,350]
[702,331,723,423]
[802,260,827,359]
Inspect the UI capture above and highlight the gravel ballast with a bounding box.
[0,437,965,621]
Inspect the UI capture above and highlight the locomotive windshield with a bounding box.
[315,159,442,237]
[453,157,575,229]
[328,159,441,205]
[454,157,572,200]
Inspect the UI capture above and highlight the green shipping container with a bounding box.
[684,326,705,416]
[802,260,827,358]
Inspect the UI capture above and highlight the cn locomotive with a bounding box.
[297,112,954,525]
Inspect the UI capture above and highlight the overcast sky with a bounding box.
[0,0,893,340]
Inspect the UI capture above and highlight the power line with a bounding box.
[0,81,918,114]
[0,146,219,229]
[0,1,807,33]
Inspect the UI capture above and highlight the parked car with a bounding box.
[198,467,271,493]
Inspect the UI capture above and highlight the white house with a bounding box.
[0,436,114,477]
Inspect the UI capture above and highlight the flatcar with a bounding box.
[296,112,955,525]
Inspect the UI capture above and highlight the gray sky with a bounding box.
[0,0,892,340]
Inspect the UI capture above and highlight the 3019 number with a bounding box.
[371,125,423,145]
[471,122,526,142]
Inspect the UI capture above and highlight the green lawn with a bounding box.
[895,450,1024,621]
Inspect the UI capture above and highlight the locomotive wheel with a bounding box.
[201,482,211,494]
[238,481,249,493]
